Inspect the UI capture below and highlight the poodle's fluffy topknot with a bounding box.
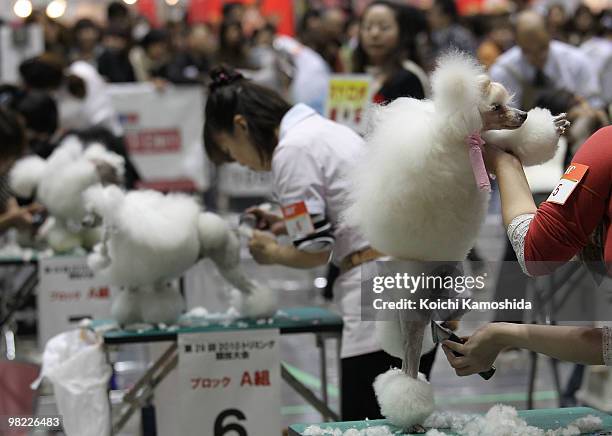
[431,52,485,116]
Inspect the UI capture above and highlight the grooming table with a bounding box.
[90,306,343,434]
[289,407,612,435]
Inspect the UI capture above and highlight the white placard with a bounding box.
[178,329,281,436]
[324,74,374,135]
[217,162,273,197]
[37,256,113,349]
[108,83,209,192]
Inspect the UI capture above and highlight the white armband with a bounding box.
[507,213,536,276]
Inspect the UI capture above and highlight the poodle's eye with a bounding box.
[491,104,502,111]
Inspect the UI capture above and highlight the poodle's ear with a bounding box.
[9,155,46,198]
[431,52,484,113]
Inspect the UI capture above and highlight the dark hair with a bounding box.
[203,65,291,166]
[74,18,99,34]
[0,106,26,161]
[535,89,579,115]
[19,54,87,99]
[141,29,168,49]
[108,1,129,21]
[222,2,244,19]
[434,0,459,23]
[15,91,58,136]
[352,1,425,73]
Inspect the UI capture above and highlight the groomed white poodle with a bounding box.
[9,135,125,253]
[345,53,569,430]
[84,185,277,325]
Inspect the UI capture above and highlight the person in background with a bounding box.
[321,7,348,72]
[217,19,256,70]
[352,0,427,103]
[580,11,612,110]
[19,54,123,137]
[97,25,136,83]
[107,1,132,32]
[0,106,42,234]
[568,4,597,46]
[546,3,570,43]
[71,19,101,66]
[490,10,602,112]
[222,2,246,23]
[477,12,514,70]
[24,11,71,62]
[162,24,214,85]
[130,29,171,83]
[427,0,477,67]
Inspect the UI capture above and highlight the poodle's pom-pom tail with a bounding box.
[230,284,278,319]
[374,369,435,428]
[509,108,559,166]
[431,52,484,114]
[9,155,46,198]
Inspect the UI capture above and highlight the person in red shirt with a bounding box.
[442,126,612,375]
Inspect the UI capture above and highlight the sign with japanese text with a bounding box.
[178,329,281,435]
[108,83,209,192]
[324,74,374,135]
[37,256,113,349]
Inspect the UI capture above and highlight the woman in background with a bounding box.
[351,0,428,103]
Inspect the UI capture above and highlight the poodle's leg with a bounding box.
[399,310,430,379]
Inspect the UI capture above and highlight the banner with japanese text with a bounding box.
[108,83,209,192]
[178,328,281,435]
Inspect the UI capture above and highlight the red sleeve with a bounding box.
[524,126,612,275]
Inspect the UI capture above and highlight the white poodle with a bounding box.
[345,53,568,430]
[9,135,125,253]
[83,185,277,325]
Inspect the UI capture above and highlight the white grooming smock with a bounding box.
[58,61,124,137]
[272,103,380,358]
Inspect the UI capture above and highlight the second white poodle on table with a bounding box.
[345,52,569,431]
[84,185,277,326]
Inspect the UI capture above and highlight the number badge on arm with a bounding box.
[547,163,589,205]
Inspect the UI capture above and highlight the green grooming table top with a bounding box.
[289,407,612,435]
[90,306,344,344]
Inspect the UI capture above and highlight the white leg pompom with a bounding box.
[231,284,278,318]
[141,282,184,325]
[374,369,434,429]
[111,287,143,325]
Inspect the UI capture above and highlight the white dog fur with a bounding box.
[84,185,277,324]
[344,53,564,429]
[9,135,125,252]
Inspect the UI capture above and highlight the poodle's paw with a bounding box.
[553,113,571,135]
[230,284,278,318]
[141,283,184,324]
[111,288,143,325]
[373,369,434,429]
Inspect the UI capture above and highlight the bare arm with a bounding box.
[248,230,330,269]
[489,150,537,227]
[443,323,603,376]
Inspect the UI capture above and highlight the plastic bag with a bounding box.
[32,329,112,436]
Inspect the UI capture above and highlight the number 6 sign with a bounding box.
[178,329,281,435]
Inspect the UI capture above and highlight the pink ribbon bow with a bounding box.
[467,131,491,192]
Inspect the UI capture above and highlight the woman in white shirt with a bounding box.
[204,66,402,420]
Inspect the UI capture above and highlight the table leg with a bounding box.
[336,332,342,420]
[281,363,339,422]
[528,351,538,409]
[316,334,329,412]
